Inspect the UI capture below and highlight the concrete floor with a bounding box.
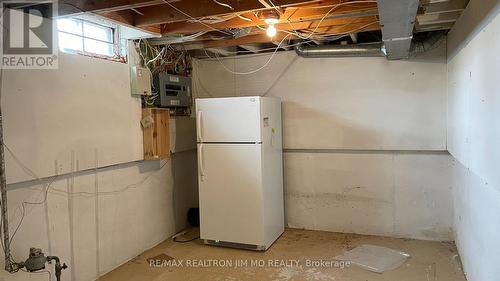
[99,228,466,281]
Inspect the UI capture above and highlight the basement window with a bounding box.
[57,18,121,59]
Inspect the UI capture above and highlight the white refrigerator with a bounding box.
[196,96,284,251]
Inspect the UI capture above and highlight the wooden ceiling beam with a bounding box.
[417,10,461,25]
[206,47,236,56]
[420,0,467,15]
[274,41,293,50]
[280,0,377,21]
[167,17,377,46]
[58,0,177,16]
[134,0,327,26]
[290,17,379,35]
[161,2,377,35]
[100,10,162,35]
[201,33,296,48]
[162,15,379,38]
[258,0,274,9]
[197,19,379,48]
[167,15,379,43]
[239,44,265,53]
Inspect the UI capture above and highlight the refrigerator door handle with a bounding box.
[198,143,205,179]
[196,110,203,142]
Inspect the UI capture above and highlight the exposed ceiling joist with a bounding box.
[202,33,295,48]
[421,0,468,14]
[206,47,236,56]
[239,44,264,53]
[58,0,176,16]
[59,0,470,56]
[161,6,378,35]
[274,41,293,50]
[305,17,380,34]
[59,0,382,48]
[59,1,165,35]
[193,19,378,49]
[258,0,274,9]
[417,10,461,25]
[415,21,454,32]
[183,19,377,48]
[101,10,162,35]
[134,0,324,26]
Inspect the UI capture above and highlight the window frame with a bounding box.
[57,18,124,61]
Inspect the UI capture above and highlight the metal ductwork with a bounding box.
[294,32,445,59]
[377,0,419,60]
[410,31,446,57]
[295,42,385,58]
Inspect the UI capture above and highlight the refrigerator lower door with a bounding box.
[198,143,264,247]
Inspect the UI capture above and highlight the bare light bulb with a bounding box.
[266,24,277,38]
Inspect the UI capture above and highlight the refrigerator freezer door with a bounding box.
[198,143,264,245]
[196,97,261,143]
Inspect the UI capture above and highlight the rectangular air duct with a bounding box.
[377,0,419,59]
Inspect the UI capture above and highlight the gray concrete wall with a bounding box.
[285,151,452,240]
[0,53,198,281]
[447,2,500,280]
[193,46,454,241]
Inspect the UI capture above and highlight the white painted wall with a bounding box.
[446,1,500,280]
[194,48,447,150]
[193,47,453,241]
[0,53,198,280]
[2,53,143,184]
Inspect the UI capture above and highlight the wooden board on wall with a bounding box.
[142,108,170,160]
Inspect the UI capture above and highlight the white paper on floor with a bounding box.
[334,244,410,273]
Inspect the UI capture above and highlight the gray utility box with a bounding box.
[130,66,152,96]
[157,73,192,107]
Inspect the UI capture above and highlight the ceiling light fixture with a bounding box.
[264,16,279,25]
[262,10,280,38]
[266,24,277,37]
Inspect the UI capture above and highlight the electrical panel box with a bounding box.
[157,73,192,107]
[131,66,152,96]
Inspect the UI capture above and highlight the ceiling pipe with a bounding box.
[295,32,446,59]
[295,42,385,58]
